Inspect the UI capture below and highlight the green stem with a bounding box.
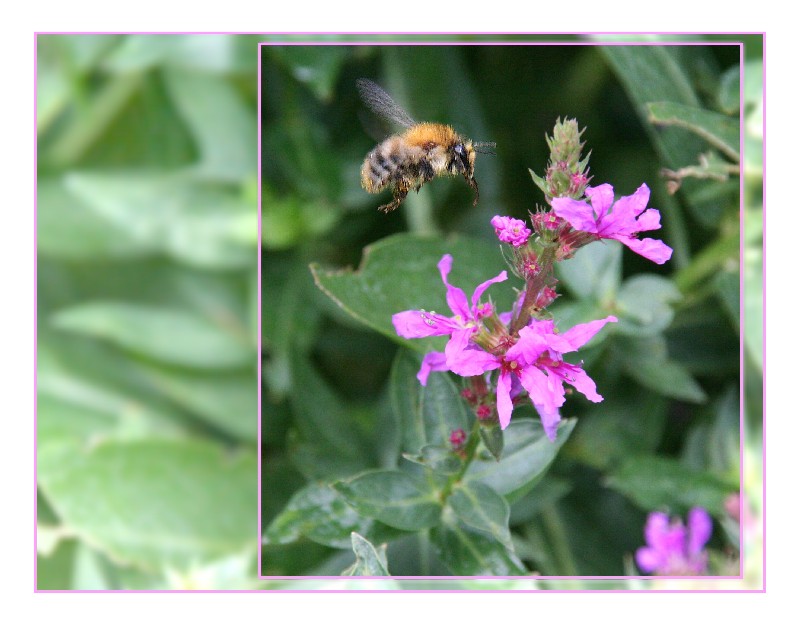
[510,244,557,333]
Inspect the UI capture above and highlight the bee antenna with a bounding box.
[474,141,497,156]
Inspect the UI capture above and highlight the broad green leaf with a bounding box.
[37,177,151,259]
[431,511,526,576]
[614,335,707,403]
[36,538,78,590]
[163,68,257,182]
[103,34,258,74]
[64,172,255,270]
[449,481,513,551]
[37,439,257,572]
[37,332,187,446]
[478,424,504,462]
[51,302,255,369]
[341,533,390,576]
[263,482,397,549]
[646,101,739,161]
[714,270,740,330]
[556,241,621,302]
[465,418,575,502]
[600,46,706,170]
[402,445,463,475]
[311,234,516,351]
[389,348,471,456]
[606,455,735,514]
[614,275,681,337]
[334,470,442,531]
[133,363,257,442]
[718,64,740,114]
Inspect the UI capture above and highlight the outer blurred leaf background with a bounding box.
[35,34,763,589]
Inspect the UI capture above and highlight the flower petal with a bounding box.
[551,196,600,233]
[496,370,514,429]
[470,270,508,312]
[438,254,470,319]
[392,310,456,338]
[417,351,448,386]
[559,315,618,351]
[687,507,713,554]
[620,236,673,265]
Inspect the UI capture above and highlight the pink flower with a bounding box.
[635,508,712,575]
[490,215,532,247]
[392,254,506,382]
[436,315,617,440]
[551,183,673,264]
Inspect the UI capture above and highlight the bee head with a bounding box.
[450,141,476,178]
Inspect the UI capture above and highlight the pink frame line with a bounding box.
[257,35,764,590]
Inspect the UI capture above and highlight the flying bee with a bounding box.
[357,78,495,213]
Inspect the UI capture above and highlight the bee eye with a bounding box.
[453,144,465,156]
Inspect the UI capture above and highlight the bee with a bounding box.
[357,78,495,213]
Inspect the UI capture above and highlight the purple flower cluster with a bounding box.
[636,508,712,575]
[391,183,672,440]
[392,253,616,440]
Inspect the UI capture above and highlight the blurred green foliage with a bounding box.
[35,34,763,590]
[36,34,261,589]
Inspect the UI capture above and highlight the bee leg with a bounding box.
[379,183,409,213]
[466,175,480,207]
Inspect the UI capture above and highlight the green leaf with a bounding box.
[311,233,516,351]
[36,538,78,590]
[402,445,462,475]
[341,533,390,576]
[163,68,257,182]
[36,332,187,446]
[37,439,257,572]
[51,302,255,370]
[63,172,255,270]
[606,455,736,515]
[263,482,396,549]
[449,481,513,551]
[431,512,526,576]
[37,177,150,260]
[133,363,257,442]
[613,335,706,403]
[615,275,681,337]
[465,418,575,502]
[334,470,442,531]
[103,34,258,74]
[389,348,471,455]
[600,46,707,172]
[556,241,621,302]
[478,424,504,462]
[646,101,739,162]
[717,64,740,115]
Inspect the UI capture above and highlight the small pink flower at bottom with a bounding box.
[635,507,712,575]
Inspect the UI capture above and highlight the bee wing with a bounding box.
[356,78,416,129]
